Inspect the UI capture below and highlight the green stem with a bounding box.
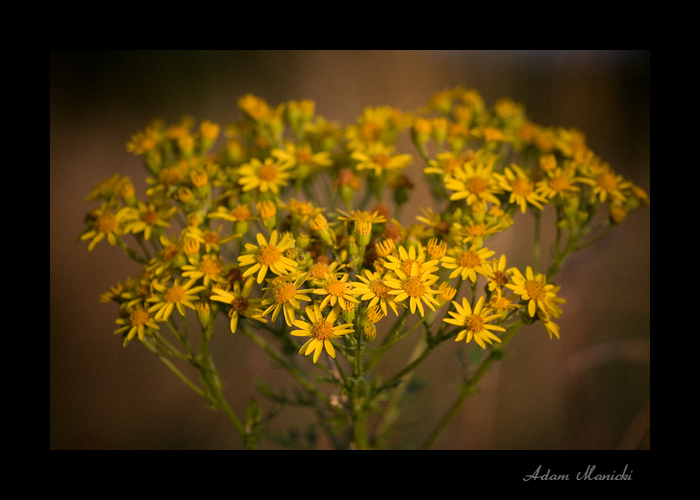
[421,319,523,450]
[534,209,541,274]
[350,321,369,449]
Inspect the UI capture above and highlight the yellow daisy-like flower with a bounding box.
[505,266,561,319]
[354,269,400,317]
[443,296,506,349]
[494,164,548,214]
[535,165,593,201]
[114,305,160,347]
[123,201,177,241]
[147,277,207,321]
[313,272,359,310]
[261,273,312,326]
[280,198,324,226]
[210,277,265,334]
[181,254,227,287]
[238,230,298,284]
[271,142,333,171]
[237,157,293,195]
[207,204,256,224]
[443,157,503,206]
[587,163,633,204]
[382,244,440,279]
[488,286,520,316]
[80,203,137,251]
[486,254,511,292]
[384,263,441,317]
[441,243,495,283]
[449,219,504,248]
[336,208,387,226]
[292,304,355,363]
[350,143,412,177]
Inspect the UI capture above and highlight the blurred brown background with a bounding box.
[50,50,650,450]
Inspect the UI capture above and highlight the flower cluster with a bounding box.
[83,90,648,355]
[81,88,648,449]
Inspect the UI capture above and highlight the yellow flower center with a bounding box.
[466,176,489,194]
[327,279,347,297]
[130,307,149,326]
[296,150,313,163]
[525,280,546,300]
[361,121,382,142]
[258,245,281,266]
[403,277,426,298]
[312,320,334,341]
[493,270,509,287]
[142,211,159,224]
[164,285,186,303]
[442,157,462,174]
[159,167,183,186]
[464,222,487,237]
[466,314,485,333]
[372,153,391,168]
[231,296,248,313]
[97,213,118,234]
[258,163,279,181]
[370,280,391,299]
[596,172,618,192]
[490,296,511,310]
[199,257,223,276]
[163,244,178,261]
[457,250,481,269]
[274,283,297,304]
[308,262,330,279]
[231,205,252,220]
[511,177,532,197]
[549,176,570,192]
[204,232,219,245]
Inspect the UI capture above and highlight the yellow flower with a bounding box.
[292,304,354,363]
[280,198,324,226]
[312,272,359,310]
[587,163,632,204]
[80,203,135,251]
[354,269,400,317]
[449,219,504,248]
[443,157,503,206]
[238,230,298,284]
[443,296,505,349]
[237,157,293,195]
[238,94,270,121]
[126,126,162,155]
[441,243,495,282]
[271,142,333,171]
[505,266,561,319]
[210,277,265,334]
[261,273,312,326]
[384,263,441,317]
[181,254,227,287]
[123,201,177,241]
[382,244,440,279]
[114,305,160,347]
[147,277,207,321]
[535,165,593,201]
[494,164,547,214]
[350,143,412,177]
[486,254,512,292]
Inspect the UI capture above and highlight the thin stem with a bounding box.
[534,209,541,274]
[143,338,206,398]
[421,319,523,450]
[349,320,369,449]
